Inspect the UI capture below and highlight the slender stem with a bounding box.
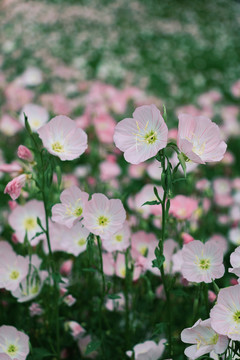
[124,249,130,348]
[97,236,106,354]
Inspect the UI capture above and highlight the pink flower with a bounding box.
[0,251,29,291]
[177,113,227,164]
[0,114,22,136]
[20,103,49,131]
[37,115,88,161]
[115,253,142,281]
[169,195,198,220]
[181,318,228,359]
[210,285,240,341]
[29,302,43,317]
[181,240,224,283]
[231,79,240,98]
[82,193,126,238]
[99,160,121,181]
[8,200,45,244]
[0,325,29,360]
[102,222,130,252]
[65,321,85,340]
[94,113,116,144]
[61,223,90,257]
[52,186,88,228]
[105,292,125,311]
[229,246,240,277]
[4,174,28,200]
[17,145,33,162]
[126,339,166,360]
[60,260,73,276]
[114,104,168,164]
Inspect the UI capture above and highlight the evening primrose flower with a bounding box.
[0,252,29,292]
[113,104,168,164]
[102,221,130,252]
[61,223,90,257]
[181,240,224,283]
[177,113,227,164]
[52,185,89,228]
[126,339,166,360]
[210,285,240,341]
[4,174,29,200]
[20,103,49,131]
[181,319,228,359]
[37,115,88,161]
[82,193,126,238]
[0,325,29,360]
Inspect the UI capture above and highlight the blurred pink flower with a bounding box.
[114,104,168,164]
[0,114,22,136]
[102,222,130,252]
[20,103,49,132]
[94,113,116,144]
[231,79,240,97]
[182,240,224,283]
[181,318,228,359]
[37,115,88,161]
[177,113,227,163]
[210,285,240,341]
[29,302,43,317]
[169,195,198,220]
[17,145,34,162]
[126,339,166,360]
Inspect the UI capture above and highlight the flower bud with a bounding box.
[17,145,34,162]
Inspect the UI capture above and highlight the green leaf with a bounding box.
[162,104,167,122]
[166,199,170,215]
[177,152,187,177]
[56,165,62,188]
[153,322,165,335]
[24,113,32,135]
[153,186,162,203]
[142,200,160,206]
[82,268,97,273]
[30,347,54,359]
[107,294,121,300]
[85,340,101,355]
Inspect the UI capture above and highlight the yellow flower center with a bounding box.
[32,119,40,128]
[198,258,210,270]
[24,217,37,231]
[78,238,86,246]
[233,310,240,323]
[144,130,157,144]
[120,267,126,277]
[98,216,109,227]
[10,270,20,280]
[139,245,147,256]
[7,344,18,356]
[115,235,123,242]
[52,141,64,153]
[74,207,83,217]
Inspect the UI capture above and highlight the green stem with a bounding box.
[97,236,106,354]
[124,248,130,348]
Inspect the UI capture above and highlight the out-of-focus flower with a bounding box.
[16,66,42,87]
[126,339,166,360]
[63,294,77,307]
[177,114,227,164]
[65,321,85,340]
[60,260,73,276]
[0,325,29,360]
[94,113,116,144]
[231,79,240,98]
[181,318,228,359]
[37,115,88,161]
[229,246,240,277]
[4,174,28,200]
[105,292,125,311]
[29,302,43,317]
[82,193,126,238]
[169,195,198,220]
[0,114,22,136]
[210,285,240,341]
[8,200,45,244]
[61,223,90,257]
[114,104,168,164]
[52,186,88,228]
[17,145,34,162]
[229,227,240,246]
[181,240,224,283]
[102,222,130,252]
[20,103,49,132]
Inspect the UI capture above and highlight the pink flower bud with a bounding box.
[230,278,239,286]
[60,260,73,276]
[17,145,34,162]
[8,200,17,210]
[4,174,28,200]
[181,232,194,244]
[208,290,217,302]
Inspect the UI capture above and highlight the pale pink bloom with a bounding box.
[61,223,90,257]
[0,325,29,360]
[0,252,29,291]
[196,178,211,191]
[126,339,166,360]
[134,184,163,218]
[115,253,142,281]
[11,255,47,302]
[147,160,163,180]
[60,260,73,276]
[197,90,222,107]
[182,240,224,283]
[214,194,233,208]
[8,201,17,211]
[45,222,70,253]
[207,234,228,255]
[177,114,227,164]
[233,178,240,190]
[168,128,178,140]
[102,222,130,252]
[229,247,240,277]
[94,113,116,144]
[0,162,22,174]
[132,231,158,258]
[20,104,49,132]
[231,79,240,97]
[75,114,90,130]
[17,145,33,162]
[208,290,217,303]
[4,174,28,200]
[221,106,240,138]
[213,178,231,196]
[128,163,146,178]
[229,227,240,246]
[5,83,34,112]
[114,104,168,164]
[172,249,183,273]
[222,151,234,165]
[210,285,240,340]
[0,114,22,136]
[37,115,88,161]
[218,215,230,225]
[82,193,126,238]
[182,232,194,244]
[63,294,77,307]
[29,302,43,317]
[16,66,42,87]
[181,318,228,359]
[230,204,240,223]
[40,93,71,116]
[100,160,121,181]
[8,200,45,244]
[0,241,13,256]
[103,253,115,276]
[78,334,98,358]
[65,321,85,340]
[105,292,125,312]
[52,186,88,228]
[169,195,198,220]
